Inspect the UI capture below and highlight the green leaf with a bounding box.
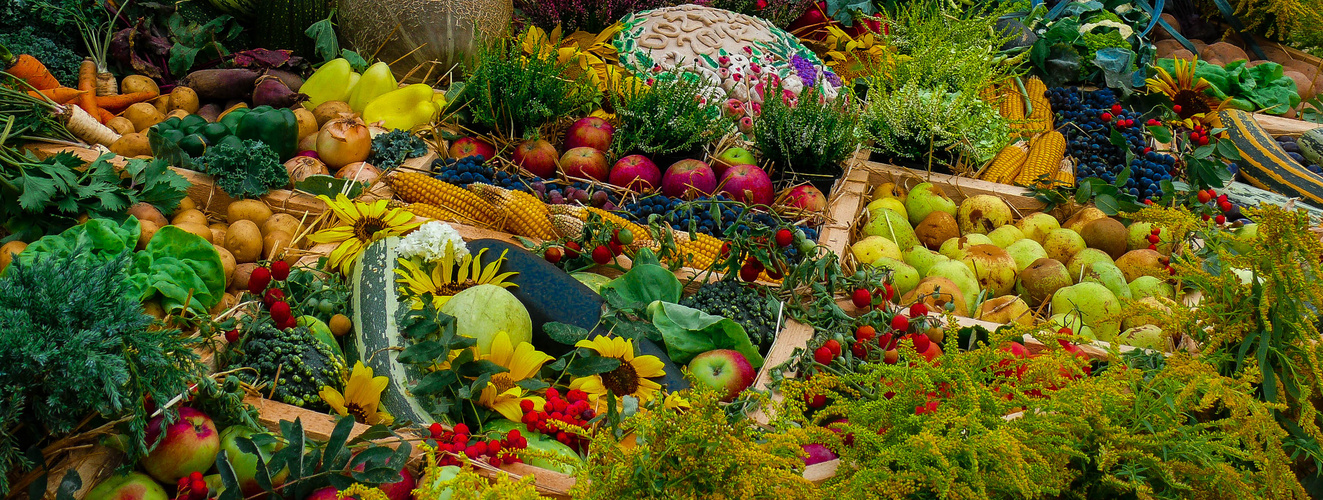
[651,302,765,368]
[294,175,365,199]
[457,360,509,378]
[322,416,354,475]
[1192,144,1215,159]
[169,44,202,78]
[342,50,368,72]
[1095,194,1121,215]
[235,437,275,492]
[411,370,459,396]
[304,11,339,63]
[1109,128,1128,150]
[1114,165,1131,188]
[124,157,189,216]
[398,340,448,364]
[1216,139,1242,161]
[346,424,397,446]
[602,264,682,307]
[1147,125,1172,143]
[516,378,550,391]
[544,322,592,346]
[567,355,621,376]
[16,174,56,211]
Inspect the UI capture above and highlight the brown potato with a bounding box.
[124,102,166,132]
[225,220,263,263]
[294,107,318,140]
[172,208,209,226]
[1285,70,1315,101]
[1201,42,1248,64]
[1285,60,1320,81]
[262,213,302,238]
[1155,40,1184,59]
[210,292,238,316]
[168,86,200,114]
[210,226,227,244]
[231,263,257,292]
[312,101,352,127]
[174,222,214,243]
[127,202,169,227]
[263,230,293,261]
[150,95,170,115]
[175,196,196,215]
[109,132,152,157]
[143,300,166,320]
[137,220,159,250]
[227,199,273,226]
[121,75,160,96]
[1154,14,1180,40]
[0,241,27,273]
[214,245,237,287]
[106,116,136,135]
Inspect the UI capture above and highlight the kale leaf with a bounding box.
[200,139,287,199]
[367,129,428,170]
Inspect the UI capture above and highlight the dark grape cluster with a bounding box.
[1046,87,1175,200]
[528,181,619,210]
[1277,136,1322,174]
[433,155,528,190]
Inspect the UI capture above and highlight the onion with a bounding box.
[298,133,319,153]
[335,161,382,184]
[297,150,320,159]
[285,156,330,185]
[317,116,372,169]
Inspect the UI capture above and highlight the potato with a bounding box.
[312,101,353,127]
[210,223,227,244]
[230,263,257,292]
[172,208,209,226]
[127,202,169,227]
[262,213,302,239]
[137,220,159,250]
[165,109,191,121]
[1285,70,1315,101]
[106,116,136,135]
[0,240,27,273]
[1201,42,1248,64]
[1155,40,1184,59]
[150,95,170,115]
[1154,14,1180,40]
[1169,49,1196,62]
[1285,60,1319,81]
[225,220,263,263]
[214,245,237,287]
[227,199,273,225]
[121,75,160,96]
[124,102,166,132]
[109,132,152,157]
[143,300,166,320]
[175,222,214,243]
[210,292,238,316]
[263,230,293,260]
[168,86,200,114]
[175,196,196,215]
[294,107,318,140]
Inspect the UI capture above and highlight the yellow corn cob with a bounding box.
[980,142,1030,184]
[547,205,650,242]
[673,230,725,270]
[999,85,1025,122]
[549,214,586,239]
[1052,157,1075,188]
[1014,131,1066,187]
[405,203,461,223]
[980,85,1000,107]
[1024,77,1053,135]
[468,183,558,240]
[387,172,496,224]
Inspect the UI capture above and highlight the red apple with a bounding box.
[687,349,756,401]
[559,147,609,181]
[801,443,838,465]
[661,159,717,199]
[711,147,756,179]
[87,472,169,500]
[304,486,339,500]
[512,139,559,178]
[449,137,495,161]
[719,164,774,206]
[564,117,614,152]
[219,425,288,496]
[351,458,416,500]
[780,185,827,211]
[608,155,661,191]
[141,407,221,483]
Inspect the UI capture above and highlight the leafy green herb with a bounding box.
[611,74,730,157]
[0,26,81,85]
[166,12,242,77]
[753,84,859,187]
[463,31,597,138]
[200,139,287,200]
[393,299,509,428]
[859,83,1012,166]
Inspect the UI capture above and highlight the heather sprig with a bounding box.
[516,0,678,34]
[463,33,598,138]
[753,83,860,186]
[611,74,731,157]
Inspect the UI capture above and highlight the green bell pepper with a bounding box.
[178,134,208,157]
[219,107,251,135]
[235,105,299,161]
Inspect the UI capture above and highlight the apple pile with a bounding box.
[850,180,1188,350]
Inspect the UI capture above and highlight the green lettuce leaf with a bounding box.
[602,263,682,308]
[11,217,139,272]
[650,302,764,368]
[130,226,225,315]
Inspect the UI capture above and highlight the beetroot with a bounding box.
[780,184,827,211]
[661,159,717,199]
[801,443,838,465]
[181,69,261,100]
[252,75,308,108]
[609,155,661,191]
[719,164,774,205]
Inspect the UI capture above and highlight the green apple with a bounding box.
[852,235,902,265]
[872,257,920,296]
[987,225,1025,248]
[87,472,169,500]
[1042,228,1086,264]
[1081,262,1132,300]
[1051,282,1121,341]
[1122,296,1173,331]
[220,425,288,496]
[904,182,957,226]
[939,234,993,260]
[1125,221,1175,254]
[903,246,948,276]
[862,207,918,250]
[688,349,756,402]
[713,147,756,176]
[925,260,981,313]
[1228,223,1258,254]
[1004,239,1048,271]
[1016,212,1060,243]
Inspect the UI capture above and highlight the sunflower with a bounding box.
[478,331,554,421]
[395,244,518,309]
[1146,57,1232,129]
[309,194,421,274]
[320,361,393,425]
[569,336,666,404]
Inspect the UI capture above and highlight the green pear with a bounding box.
[939,234,993,260]
[1125,221,1176,254]
[905,182,958,226]
[987,224,1025,248]
[1128,275,1174,300]
[961,244,1018,297]
[1048,312,1097,341]
[1115,249,1166,282]
[1081,262,1132,301]
[1228,223,1258,255]
[925,260,981,313]
[1016,257,1071,306]
[904,246,949,276]
[862,207,918,251]
[1004,239,1048,271]
[1042,228,1086,263]
[1118,325,1167,350]
[852,235,902,265]
[1066,248,1114,283]
[872,257,921,296]
[866,197,908,222]
[956,194,1014,234]
[1051,282,1122,341]
[1016,212,1061,243]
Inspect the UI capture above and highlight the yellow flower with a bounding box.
[663,391,691,410]
[478,331,554,421]
[309,194,421,274]
[817,24,904,83]
[320,361,393,425]
[519,24,633,95]
[569,336,666,404]
[1146,57,1232,129]
[394,243,517,309]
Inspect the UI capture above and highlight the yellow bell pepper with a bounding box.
[363,83,440,131]
[348,62,398,113]
[301,58,358,109]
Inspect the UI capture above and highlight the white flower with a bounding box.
[397,221,468,262]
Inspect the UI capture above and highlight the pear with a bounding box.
[1115,249,1166,282]
[1016,257,1071,306]
[1081,262,1132,300]
[872,257,920,296]
[904,246,949,276]
[925,260,981,313]
[1125,221,1175,254]
[939,234,993,260]
[1052,282,1122,341]
[905,182,957,226]
[866,197,908,222]
[1063,206,1107,232]
[902,276,968,316]
[1016,212,1061,243]
[976,296,1033,325]
[1128,275,1175,300]
[987,225,1025,248]
[1228,223,1258,255]
[914,211,960,250]
[871,182,906,203]
[862,207,919,251]
[1048,312,1097,340]
[852,235,902,266]
[1042,228,1086,263]
[1122,296,1173,331]
[1118,325,1167,350]
[957,194,1014,234]
[1004,239,1048,271]
[1080,217,1128,259]
[961,244,1018,297]
[1066,248,1114,282]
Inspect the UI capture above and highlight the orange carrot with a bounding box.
[96,91,160,113]
[77,58,100,123]
[26,87,86,104]
[8,54,60,90]
[98,108,115,124]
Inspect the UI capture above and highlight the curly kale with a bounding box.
[680,280,782,351]
[0,26,81,86]
[228,323,344,409]
[0,249,203,495]
[201,139,287,199]
[367,129,428,170]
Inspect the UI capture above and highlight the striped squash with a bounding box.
[349,236,435,426]
[1220,110,1323,206]
[1300,128,1323,165]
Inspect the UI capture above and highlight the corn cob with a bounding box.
[980,142,1030,184]
[1024,77,1053,135]
[979,85,1000,107]
[468,183,558,240]
[549,214,586,240]
[405,203,462,223]
[999,84,1025,122]
[1051,157,1075,188]
[673,230,725,270]
[1014,131,1066,187]
[547,205,650,242]
[387,172,496,224]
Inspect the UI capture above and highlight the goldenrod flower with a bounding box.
[309,194,420,274]
[478,331,554,421]
[320,361,393,425]
[1146,57,1232,129]
[663,391,691,410]
[394,245,517,309]
[569,336,666,404]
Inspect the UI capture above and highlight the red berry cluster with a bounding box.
[247,261,295,331]
[518,388,595,452]
[818,303,942,367]
[427,423,527,468]
[1188,124,1211,146]
[174,472,208,500]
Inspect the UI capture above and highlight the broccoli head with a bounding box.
[229,323,345,409]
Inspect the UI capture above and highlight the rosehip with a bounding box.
[1173,104,1182,113]
[909,303,928,317]
[891,314,910,332]
[1215,214,1226,224]
[806,394,827,408]
[911,334,930,354]
[1151,227,1161,235]
[224,329,240,343]
[852,288,871,309]
[429,422,444,438]
[269,300,292,323]
[1101,112,1113,122]
[739,262,761,282]
[564,241,582,259]
[855,325,876,342]
[1220,201,1233,213]
[249,266,272,295]
[1110,104,1122,114]
[1147,234,1160,244]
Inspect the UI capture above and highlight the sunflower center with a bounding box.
[353,217,389,241]
[1173,90,1211,118]
[344,402,371,422]
[438,279,479,295]
[601,358,640,396]
[491,373,516,393]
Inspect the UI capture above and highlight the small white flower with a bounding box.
[398,221,468,262]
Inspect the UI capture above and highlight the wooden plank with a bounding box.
[854,159,1046,214]
[1254,113,1322,137]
